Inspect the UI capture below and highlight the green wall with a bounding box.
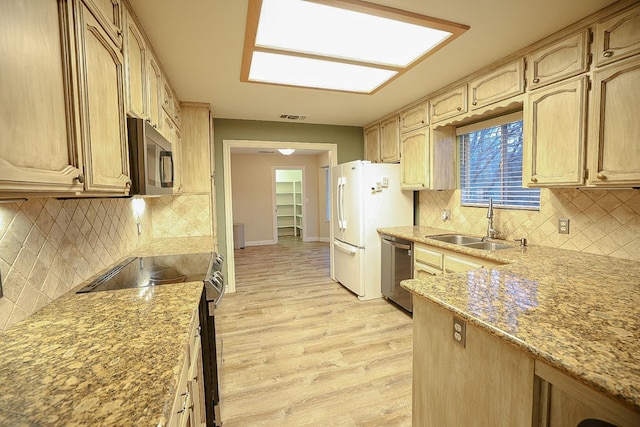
[212,118,364,271]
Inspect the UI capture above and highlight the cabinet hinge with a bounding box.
[588,30,594,44]
[584,169,589,180]
[587,77,592,91]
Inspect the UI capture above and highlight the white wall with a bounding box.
[231,153,325,245]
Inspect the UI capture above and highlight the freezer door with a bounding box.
[333,239,364,296]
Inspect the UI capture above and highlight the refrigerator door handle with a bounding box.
[336,177,343,229]
[334,240,357,255]
[340,178,347,229]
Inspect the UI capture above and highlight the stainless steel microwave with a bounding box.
[127,117,174,196]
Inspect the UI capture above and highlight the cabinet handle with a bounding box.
[75,174,85,184]
[596,173,606,180]
[457,106,462,111]
[603,50,613,58]
[125,180,132,188]
[532,78,540,83]
[472,101,477,106]
[145,118,151,123]
[531,177,538,183]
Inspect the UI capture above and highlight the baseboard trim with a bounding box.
[244,240,276,247]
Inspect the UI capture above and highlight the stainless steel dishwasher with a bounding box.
[381,234,413,313]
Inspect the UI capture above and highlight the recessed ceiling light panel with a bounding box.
[241,0,469,94]
[250,52,397,93]
[256,0,451,68]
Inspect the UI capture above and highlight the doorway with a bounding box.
[222,140,338,293]
[274,168,304,242]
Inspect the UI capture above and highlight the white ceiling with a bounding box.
[128,0,617,127]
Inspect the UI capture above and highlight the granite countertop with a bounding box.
[379,226,640,413]
[0,236,215,426]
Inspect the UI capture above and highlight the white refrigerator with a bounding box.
[331,160,413,300]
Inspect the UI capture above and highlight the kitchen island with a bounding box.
[0,237,214,426]
[379,226,640,426]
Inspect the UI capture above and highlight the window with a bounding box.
[458,112,540,210]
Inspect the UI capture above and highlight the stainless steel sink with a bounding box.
[426,234,483,245]
[463,241,513,251]
[426,234,513,251]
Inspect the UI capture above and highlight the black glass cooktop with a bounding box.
[76,252,215,293]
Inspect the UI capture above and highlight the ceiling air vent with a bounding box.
[279,114,307,121]
[258,150,276,154]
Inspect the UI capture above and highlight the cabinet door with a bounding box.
[594,6,640,67]
[469,59,524,110]
[526,29,590,90]
[380,115,400,163]
[400,102,429,133]
[588,57,640,186]
[148,55,162,130]
[77,4,130,194]
[400,128,429,190]
[82,0,122,46]
[523,77,588,186]
[363,124,380,163]
[430,84,468,124]
[123,9,146,118]
[0,0,84,193]
[413,298,534,426]
[180,104,212,194]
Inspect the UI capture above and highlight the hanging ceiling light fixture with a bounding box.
[278,148,295,155]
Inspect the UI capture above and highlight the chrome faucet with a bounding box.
[483,198,498,241]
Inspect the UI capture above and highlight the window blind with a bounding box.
[459,115,540,210]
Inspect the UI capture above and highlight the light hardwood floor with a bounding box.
[216,237,413,426]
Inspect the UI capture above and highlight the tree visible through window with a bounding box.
[459,118,540,210]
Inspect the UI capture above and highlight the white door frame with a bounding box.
[223,139,338,293]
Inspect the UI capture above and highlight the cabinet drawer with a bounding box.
[414,245,443,269]
[526,29,590,90]
[414,261,442,279]
[594,6,640,67]
[444,254,483,273]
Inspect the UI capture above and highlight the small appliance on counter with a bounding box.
[331,160,413,301]
[76,251,225,427]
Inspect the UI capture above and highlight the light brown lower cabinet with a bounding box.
[413,297,640,427]
[534,362,640,427]
[169,310,206,427]
[413,297,534,427]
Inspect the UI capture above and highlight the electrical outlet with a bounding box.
[558,218,570,234]
[381,177,389,187]
[453,317,466,348]
[441,210,451,221]
[375,182,382,192]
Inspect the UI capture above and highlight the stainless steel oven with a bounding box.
[381,234,413,313]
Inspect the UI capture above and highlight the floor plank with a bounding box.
[216,237,413,426]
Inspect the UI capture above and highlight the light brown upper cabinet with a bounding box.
[76,3,130,194]
[400,126,455,191]
[0,0,84,194]
[430,84,468,124]
[523,77,588,187]
[526,29,590,90]
[180,103,213,194]
[594,6,640,67]
[400,102,429,133]
[587,56,640,186]
[82,0,122,47]
[380,115,400,163]
[364,124,381,163]
[147,54,162,131]
[123,9,147,118]
[400,128,429,189]
[469,59,525,110]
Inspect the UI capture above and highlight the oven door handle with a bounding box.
[205,271,225,308]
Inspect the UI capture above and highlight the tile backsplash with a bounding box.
[0,194,212,332]
[419,188,640,261]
